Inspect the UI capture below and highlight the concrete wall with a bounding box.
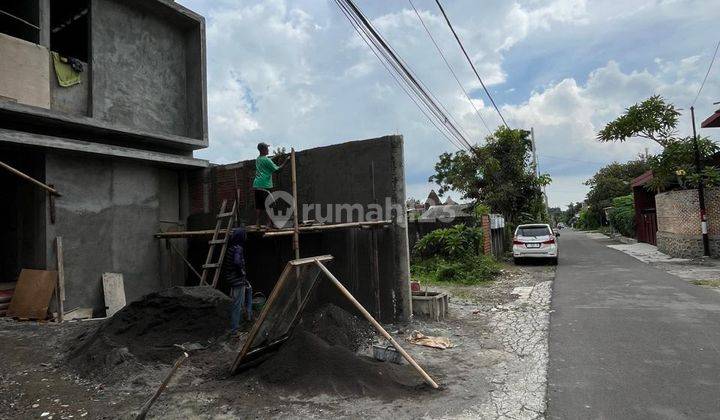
[90,0,206,141]
[44,152,187,315]
[656,188,720,257]
[0,33,50,108]
[186,136,411,321]
[50,59,90,117]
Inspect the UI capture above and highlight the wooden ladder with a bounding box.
[200,199,237,288]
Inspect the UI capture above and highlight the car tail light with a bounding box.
[543,237,556,244]
[513,237,523,245]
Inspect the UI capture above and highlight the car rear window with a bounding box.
[517,226,551,236]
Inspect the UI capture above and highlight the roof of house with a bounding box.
[425,189,441,205]
[631,170,654,188]
[701,109,720,128]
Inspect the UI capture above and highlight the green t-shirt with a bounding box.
[252,155,280,189]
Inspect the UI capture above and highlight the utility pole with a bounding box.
[530,127,551,220]
[691,106,711,257]
[530,127,539,177]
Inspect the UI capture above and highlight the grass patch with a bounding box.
[411,255,501,285]
[691,279,720,288]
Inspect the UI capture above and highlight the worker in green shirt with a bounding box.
[253,142,288,228]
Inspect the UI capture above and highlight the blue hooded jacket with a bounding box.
[223,228,247,287]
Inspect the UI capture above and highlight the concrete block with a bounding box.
[412,291,449,321]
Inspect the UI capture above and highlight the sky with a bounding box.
[178,0,720,209]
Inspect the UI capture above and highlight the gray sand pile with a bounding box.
[67,286,231,380]
[252,304,427,398]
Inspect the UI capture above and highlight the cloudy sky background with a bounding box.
[178,0,720,208]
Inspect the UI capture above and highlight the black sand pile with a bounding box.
[305,304,375,351]
[67,286,231,380]
[253,304,426,398]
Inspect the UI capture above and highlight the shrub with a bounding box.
[411,255,501,285]
[413,224,483,260]
[608,194,635,237]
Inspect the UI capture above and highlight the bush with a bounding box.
[411,255,501,285]
[413,224,483,260]
[608,194,635,237]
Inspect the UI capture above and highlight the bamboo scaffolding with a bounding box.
[153,220,391,239]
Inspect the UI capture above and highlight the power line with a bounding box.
[408,0,492,137]
[334,0,474,152]
[691,38,720,107]
[335,2,466,150]
[434,0,510,129]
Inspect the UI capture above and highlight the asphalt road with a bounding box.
[547,230,720,419]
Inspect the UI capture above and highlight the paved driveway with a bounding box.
[547,230,720,419]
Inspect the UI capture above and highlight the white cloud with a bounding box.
[178,0,720,210]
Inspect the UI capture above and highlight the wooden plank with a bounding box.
[314,259,440,389]
[288,255,333,266]
[0,160,60,196]
[55,237,65,322]
[7,269,58,320]
[263,220,391,237]
[154,220,392,239]
[65,307,93,320]
[102,272,126,317]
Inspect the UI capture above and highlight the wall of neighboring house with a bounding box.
[656,188,720,258]
[185,136,412,322]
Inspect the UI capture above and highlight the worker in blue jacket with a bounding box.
[223,227,253,336]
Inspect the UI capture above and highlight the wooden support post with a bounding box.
[55,237,65,322]
[162,235,203,282]
[290,149,300,261]
[135,352,189,420]
[314,259,440,389]
[0,160,61,196]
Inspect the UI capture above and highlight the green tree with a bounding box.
[584,159,651,227]
[429,127,550,223]
[645,137,720,191]
[597,95,680,147]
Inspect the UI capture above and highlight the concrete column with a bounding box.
[390,135,412,321]
[39,0,51,48]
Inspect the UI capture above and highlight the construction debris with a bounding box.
[102,272,126,317]
[7,269,58,320]
[407,331,454,349]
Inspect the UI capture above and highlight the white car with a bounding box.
[512,223,558,265]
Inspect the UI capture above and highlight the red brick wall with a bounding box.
[481,214,491,255]
[188,161,257,216]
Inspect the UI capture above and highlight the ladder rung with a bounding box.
[217,212,234,218]
[208,239,226,245]
[203,263,221,269]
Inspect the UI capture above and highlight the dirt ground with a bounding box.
[0,262,554,419]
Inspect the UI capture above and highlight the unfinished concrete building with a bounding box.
[1,1,412,322]
[0,0,208,315]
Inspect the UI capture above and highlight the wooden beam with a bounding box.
[262,220,391,237]
[55,237,65,323]
[0,160,61,196]
[154,220,392,239]
[314,259,440,389]
[290,148,300,261]
[288,255,333,266]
